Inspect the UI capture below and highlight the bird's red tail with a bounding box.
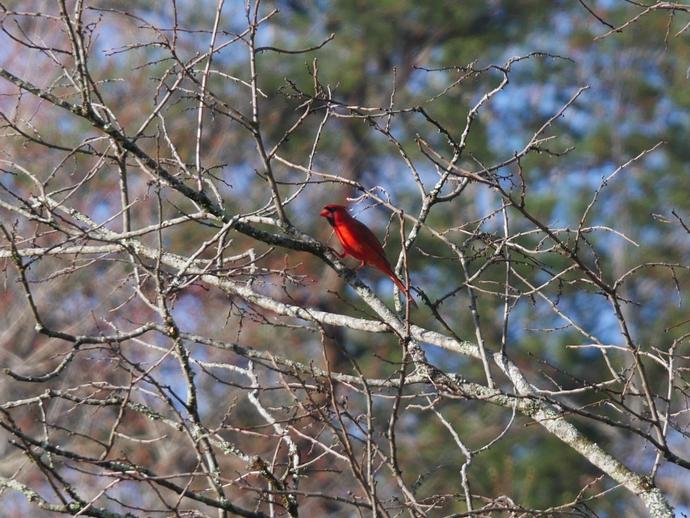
[388,271,417,307]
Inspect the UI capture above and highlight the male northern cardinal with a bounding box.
[320,204,415,305]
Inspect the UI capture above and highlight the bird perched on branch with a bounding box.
[320,204,415,306]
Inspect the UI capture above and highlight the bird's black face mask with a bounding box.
[320,206,336,227]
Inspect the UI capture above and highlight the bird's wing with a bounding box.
[338,218,387,263]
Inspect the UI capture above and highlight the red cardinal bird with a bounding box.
[320,204,415,305]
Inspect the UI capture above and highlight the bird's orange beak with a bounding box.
[319,208,330,218]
